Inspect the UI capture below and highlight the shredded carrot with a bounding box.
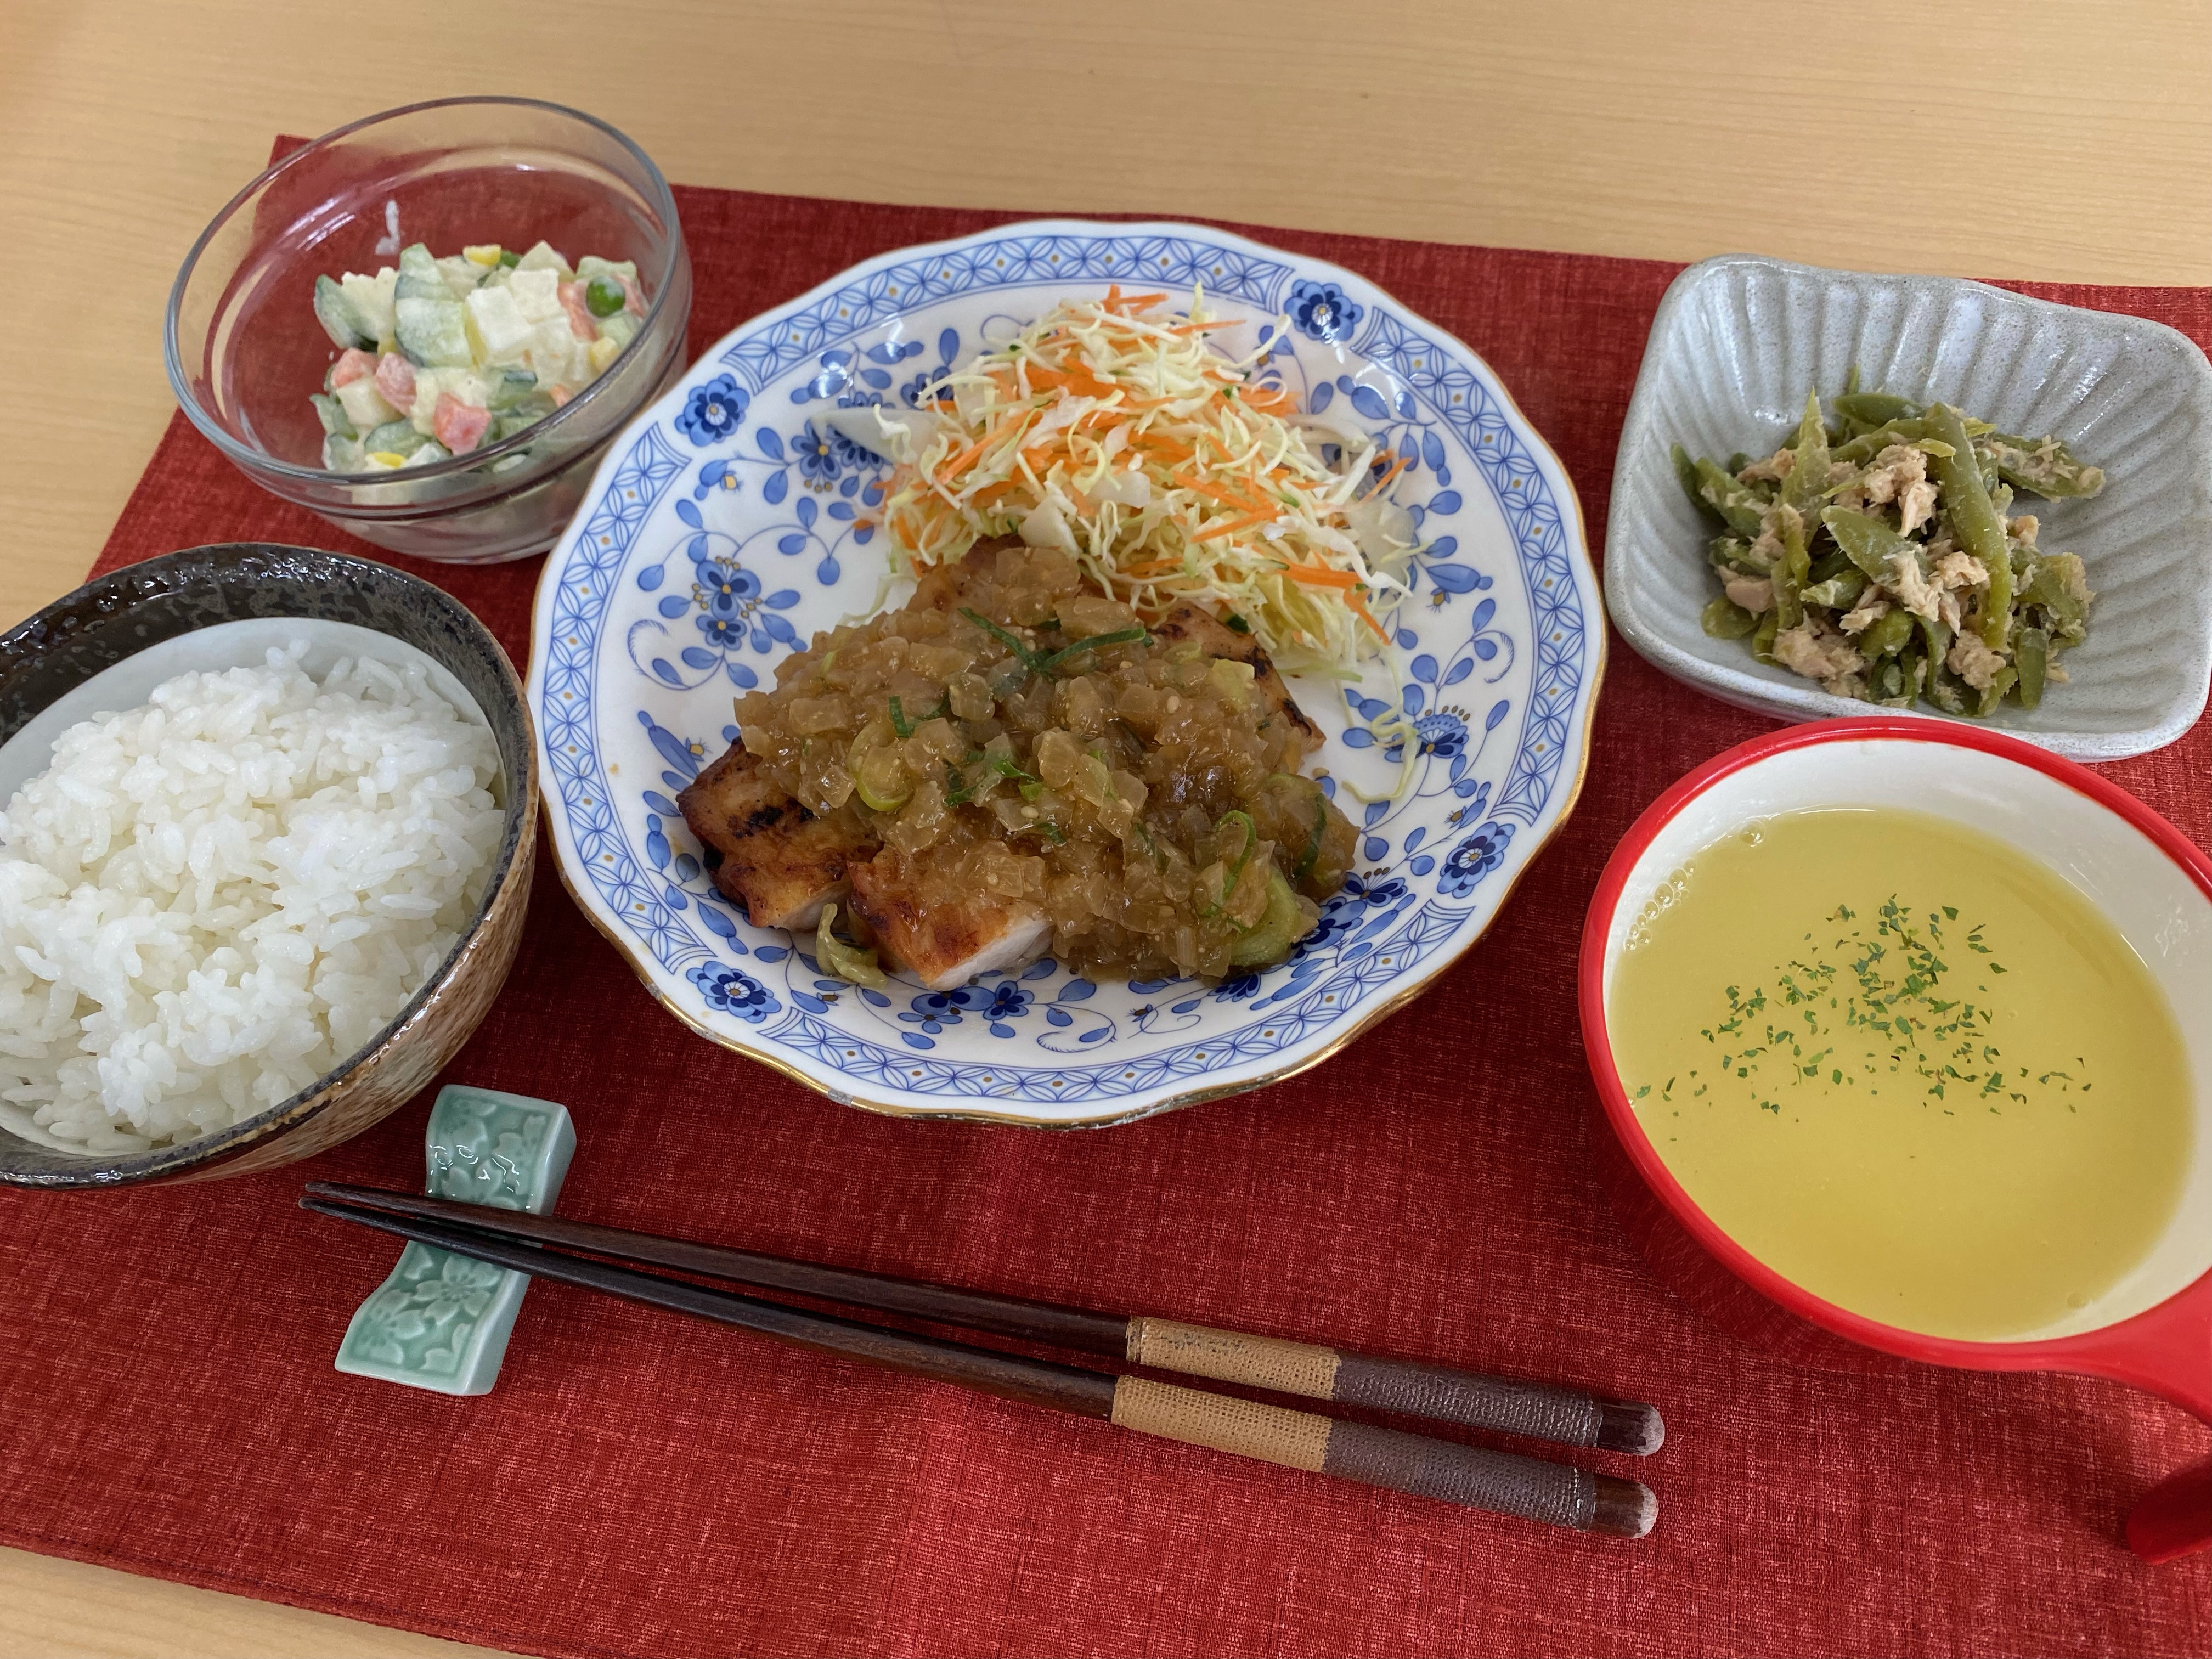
[1192,511,1273,544]
[1026,362,1119,400]
[1346,590,1390,642]
[1171,470,1274,516]
[1279,563,1361,589]
[937,410,1029,482]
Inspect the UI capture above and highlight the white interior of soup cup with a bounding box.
[1597,733,2212,1341]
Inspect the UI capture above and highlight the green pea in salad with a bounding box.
[309,240,644,472]
[1673,380,2104,716]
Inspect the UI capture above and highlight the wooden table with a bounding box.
[0,2,2204,1653]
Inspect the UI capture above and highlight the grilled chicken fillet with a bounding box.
[675,746,876,932]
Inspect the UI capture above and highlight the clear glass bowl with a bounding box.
[165,97,692,564]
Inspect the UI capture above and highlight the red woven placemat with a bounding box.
[2,162,2207,1657]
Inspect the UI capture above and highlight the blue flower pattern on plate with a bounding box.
[532,224,1598,1119]
[794,420,843,486]
[687,962,780,1023]
[1437,821,1515,898]
[1288,279,1363,343]
[676,374,748,445]
[1412,709,1466,758]
[975,981,1032,1035]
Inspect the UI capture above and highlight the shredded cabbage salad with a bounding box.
[828,287,1423,682]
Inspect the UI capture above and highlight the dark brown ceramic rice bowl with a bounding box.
[0,545,537,1188]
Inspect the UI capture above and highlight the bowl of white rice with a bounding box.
[0,544,537,1187]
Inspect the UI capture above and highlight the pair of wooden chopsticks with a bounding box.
[302,1181,1661,1538]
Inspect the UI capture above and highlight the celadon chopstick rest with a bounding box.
[334,1085,574,1396]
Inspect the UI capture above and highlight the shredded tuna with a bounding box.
[1835,446,1937,529]
[1885,550,1942,621]
[1737,447,1796,484]
[1772,618,1866,693]
[1859,445,1937,532]
[1897,479,1938,535]
[1859,445,1926,506]
[1946,631,2007,691]
[1839,596,1889,634]
[2008,514,2040,547]
[1930,550,1989,592]
[1743,502,1804,572]
[1885,549,1986,624]
[1828,459,1874,512]
[1723,573,1775,613]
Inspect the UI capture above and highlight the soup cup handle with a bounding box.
[2053,1277,2210,1562]
[2055,1276,2209,1419]
[2124,1459,2210,1565]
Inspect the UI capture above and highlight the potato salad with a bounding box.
[309,240,644,472]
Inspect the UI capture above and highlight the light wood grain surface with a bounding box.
[0,3,2205,1655]
[0,1549,503,1659]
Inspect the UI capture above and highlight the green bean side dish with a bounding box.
[1672,379,2105,715]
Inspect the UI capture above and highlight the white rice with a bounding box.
[0,644,503,1154]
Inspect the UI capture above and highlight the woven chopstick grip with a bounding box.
[1125,1316,1341,1397]
[1330,1351,1602,1446]
[1127,1317,1661,1453]
[1109,1376,1653,1536]
[1111,1374,1333,1471]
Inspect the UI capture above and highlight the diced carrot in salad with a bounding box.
[330,348,376,388]
[374,352,415,414]
[432,393,492,454]
[308,240,647,472]
[556,281,600,343]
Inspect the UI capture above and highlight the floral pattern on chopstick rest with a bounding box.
[334,1085,575,1396]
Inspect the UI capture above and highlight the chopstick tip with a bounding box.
[1595,1401,1665,1456]
[1590,1474,1658,1539]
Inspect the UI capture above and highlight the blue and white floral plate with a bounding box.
[529,221,1601,1126]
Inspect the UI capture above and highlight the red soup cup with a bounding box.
[1579,717,2211,1562]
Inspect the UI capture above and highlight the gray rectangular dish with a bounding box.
[1606,253,2212,760]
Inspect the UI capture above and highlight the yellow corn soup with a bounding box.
[1608,806,2192,1340]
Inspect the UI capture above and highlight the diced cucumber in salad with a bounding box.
[311,240,646,473]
